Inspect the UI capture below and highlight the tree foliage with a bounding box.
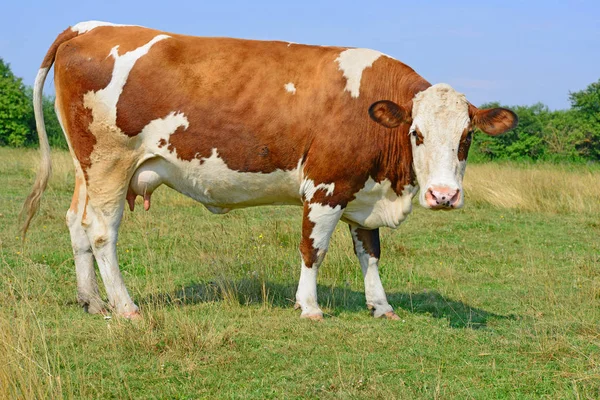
[0,58,65,148]
[567,79,600,159]
[472,79,600,162]
[0,58,33,146]
[570,80,600,124]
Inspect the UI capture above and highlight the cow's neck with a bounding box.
[373,73,429,197]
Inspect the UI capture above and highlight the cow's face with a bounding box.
[369,83,517,210]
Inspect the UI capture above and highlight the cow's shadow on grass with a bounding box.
[142,278,516,329]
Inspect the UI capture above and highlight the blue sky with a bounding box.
[1,0,598,109]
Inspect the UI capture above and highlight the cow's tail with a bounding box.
[20,28,78,237]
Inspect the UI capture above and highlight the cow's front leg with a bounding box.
[349,225,400,319]
[295,201,344,320]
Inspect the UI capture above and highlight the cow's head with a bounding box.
[369,83,517,209]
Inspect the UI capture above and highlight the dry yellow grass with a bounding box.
[11,148,600,216]
[9,148,600,216]
[0,262,74,399]
[464,162,600,214]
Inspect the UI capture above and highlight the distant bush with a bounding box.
[0,58,66,149]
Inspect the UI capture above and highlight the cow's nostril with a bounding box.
[450,190,460,204]
[427,187,461,208]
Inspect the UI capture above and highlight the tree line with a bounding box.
[1,57,599,162]
[473,82,600,162]
[0,58,64,148]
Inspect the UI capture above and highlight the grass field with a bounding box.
[1,147,599,399]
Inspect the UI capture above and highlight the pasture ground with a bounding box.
[1,147,599,399]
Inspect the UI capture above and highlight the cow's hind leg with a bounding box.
[66,174,105,314]
[82,170,139,318]
[349,225,399,319]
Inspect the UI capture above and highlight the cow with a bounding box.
[22,21,517,320]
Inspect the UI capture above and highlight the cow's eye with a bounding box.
[411,129,424,146]
[466,131,473,143]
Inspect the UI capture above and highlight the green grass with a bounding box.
[1,147,599,399]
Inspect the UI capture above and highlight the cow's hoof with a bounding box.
[121,311,142,320]
[295,302,323,320]
[86,304,108,315]
[79,298,107,315]
[300,313,324,321]
[383,311,401,320]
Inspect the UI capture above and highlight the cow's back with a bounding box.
[56,27,349,171]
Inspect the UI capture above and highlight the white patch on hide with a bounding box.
[343,178,416,229]
[139,111,189,142]
[71,21,137,34]
[307,202,343,252]
[284,82,297,94]
[127,112,191,200]
[300,179,335,202]
[335,48,386,98]
[84,34,170,126]
[133,122,306,210]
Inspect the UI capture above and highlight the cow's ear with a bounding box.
[469,104,518,136]
[369,100,412,129]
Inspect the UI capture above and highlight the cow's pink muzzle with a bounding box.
[425,186,461,209]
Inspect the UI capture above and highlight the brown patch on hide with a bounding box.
[352,227,381,258]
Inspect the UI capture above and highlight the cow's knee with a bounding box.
[93,234,110,249]
[66,208,77,228]
[67,209,91,252]
[67,206,105,314]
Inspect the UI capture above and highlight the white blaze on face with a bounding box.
[335,48,387,98]
[284,82,296,94]
[410,83,470,208]
[71,21,137,34]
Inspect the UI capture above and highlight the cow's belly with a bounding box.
[130,152,304,211]
[343,178,417,229]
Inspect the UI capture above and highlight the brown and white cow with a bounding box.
[22,21,517,320]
